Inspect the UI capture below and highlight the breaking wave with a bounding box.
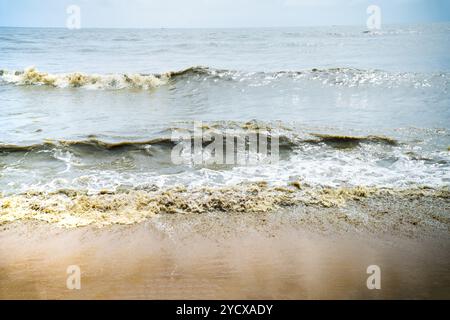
[1,66,447,90]
[0,66,203,90]
[0,137,175,153]
[0,182,448,228]
[0,130,399,154]
[1,123,448,196]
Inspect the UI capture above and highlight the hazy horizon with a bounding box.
[2,21,450,30]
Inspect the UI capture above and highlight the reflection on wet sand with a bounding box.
[1,209,449,299]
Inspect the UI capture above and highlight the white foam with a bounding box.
[0,67,168,90]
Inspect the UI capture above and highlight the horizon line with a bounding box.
[1,21,449,30]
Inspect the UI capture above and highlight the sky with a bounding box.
[1,0,450,28]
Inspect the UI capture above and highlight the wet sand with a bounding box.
[1,194,449,300]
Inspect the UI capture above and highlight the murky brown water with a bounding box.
[1,212,449,299]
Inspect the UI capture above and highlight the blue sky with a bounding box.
[1,0,450,28]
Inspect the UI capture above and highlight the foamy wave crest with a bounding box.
[1,66,447,90]
[0,183,448,228]
[0,67,177,90]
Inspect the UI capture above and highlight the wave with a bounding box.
[1,66,446,90]
[0,67,199,90]
[0,131,398,154]
[1,124,447,197]
[0,182,447,228]
[308,133,398,148]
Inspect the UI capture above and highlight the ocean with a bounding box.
[0,24,449,226]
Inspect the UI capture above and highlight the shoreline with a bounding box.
[1,192,449,299]
[1,184,448,231]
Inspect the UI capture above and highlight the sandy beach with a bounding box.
[1,190,449,299]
